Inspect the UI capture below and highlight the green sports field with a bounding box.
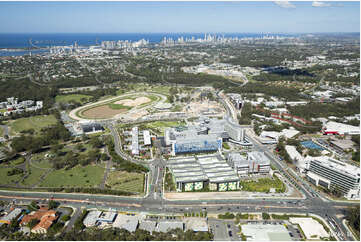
[39,165,104,188]
[106,171,144,193]
[9,115,58,134]
[55,94,93,104]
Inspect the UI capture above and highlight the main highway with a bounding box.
[0,91,358,241]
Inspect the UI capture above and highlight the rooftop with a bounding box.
[247,151,271,166]
[241,224,292,241]
[289,217,329,240]
[156,221,184,233]
[113,214,139,232]
[308,156,360,178]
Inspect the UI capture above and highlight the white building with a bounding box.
[131,127,139,155]
[285,145,308,173]
[306,156,360,199]
[113,214,139,232]
[289,217,329,240]
[323,121,360,135]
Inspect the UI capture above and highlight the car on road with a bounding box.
[228,231,233,237]
[227,224,231,229]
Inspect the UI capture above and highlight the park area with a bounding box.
[239,175,286,193]
[7,115,58,135]
[55,94,93,104]
[39,165,105,188]
[105,171,145,194]
[139,120,186,135]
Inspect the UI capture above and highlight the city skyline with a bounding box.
[0,1,359,33]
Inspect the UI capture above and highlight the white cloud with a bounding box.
[274,1,296,9]
[312,1,331,7]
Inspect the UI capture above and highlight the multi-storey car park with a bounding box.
[227,151,271,177]
[167,155,239,192]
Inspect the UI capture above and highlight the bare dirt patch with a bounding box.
[114,97,151,107]
[82,105,127,119]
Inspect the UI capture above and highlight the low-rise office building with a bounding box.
[228,152,271,176]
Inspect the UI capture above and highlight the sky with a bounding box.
[0,1,359,33]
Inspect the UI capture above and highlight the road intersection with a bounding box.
[0,90,358,241]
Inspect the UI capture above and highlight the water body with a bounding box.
[0,33,296,49]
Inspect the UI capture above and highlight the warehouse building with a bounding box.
[167,155,239,192]
[322,121,360,135]
[241,223,292,241]
[306,156,360,199]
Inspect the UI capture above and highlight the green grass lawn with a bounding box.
[239,176,286,193]
[55,94,93,104]
[10,115,58,134]
[21,167,48,186]
[141,121,186,135]
[149,86,171,95]
[39,165,104,188]
[30,153,53,169]
[106,171,144,193]
[0,167,23,185]
[0,125,4,137]
[9,157,25,166]
[108,103,132,110]
[170,105,183,112]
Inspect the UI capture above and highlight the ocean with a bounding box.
[0,33,294,56]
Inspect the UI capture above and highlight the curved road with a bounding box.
[0,88,357,241]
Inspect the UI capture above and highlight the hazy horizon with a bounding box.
[0,1,359,33]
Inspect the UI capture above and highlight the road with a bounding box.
[0,88,357,241]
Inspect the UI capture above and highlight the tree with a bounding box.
[346,205,360,233]
[90,137,103,149]
[62,215,71,222]
[262,213,270,220]
[48,200,58,209]
[27,219,40,229]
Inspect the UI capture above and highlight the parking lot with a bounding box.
[208,219,240,241]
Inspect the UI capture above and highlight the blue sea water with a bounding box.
[0,33,294,56]
[0,33,295,48]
